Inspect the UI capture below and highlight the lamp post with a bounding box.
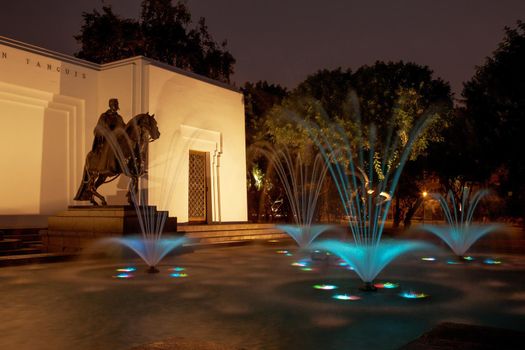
[422,191,428,224]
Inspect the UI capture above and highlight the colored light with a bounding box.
[170,267,185,272]
[333,294,361,301]
[301,267,313,271]
[292,262,308,267]
[338,261,349,266]
[374,282,399,289]
[268,240,279,243]
[483,258,501,265]
[116,267,137,272]
[421,257,436,261]
[170,273,188,278]
[313,284,338,290]
[463,256,475,261]
[113,273,133,279]
[447,260,462,265]
[285,253,293,256]
[276,250,289,254]
[399,291,428,299]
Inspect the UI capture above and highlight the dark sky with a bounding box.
[1,0,524,97]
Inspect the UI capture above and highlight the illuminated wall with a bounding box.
[147,65,248,223]
[0,36,247,227]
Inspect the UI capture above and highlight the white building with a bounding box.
[0,36,248,228]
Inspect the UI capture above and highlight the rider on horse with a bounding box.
[74,98,159,206]
[74,98,126,203]
[92,98,125,167]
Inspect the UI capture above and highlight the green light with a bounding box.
[313,284,337,290]
[333,294,361,301]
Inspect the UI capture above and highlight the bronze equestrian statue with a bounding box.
[74,99,160,206]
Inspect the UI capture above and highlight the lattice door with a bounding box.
[188,151,207,222]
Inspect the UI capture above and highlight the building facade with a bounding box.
[0,36,247,228]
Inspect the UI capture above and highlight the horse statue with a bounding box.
[74,113,160,206]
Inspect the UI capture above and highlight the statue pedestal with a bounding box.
[42,206,177,253]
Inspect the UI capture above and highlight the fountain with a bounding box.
[254,144,333,249]
[309,102,436,291]
[99,120,187,273]
[421,188,500,258]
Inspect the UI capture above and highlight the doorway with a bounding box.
[188,150,210,223]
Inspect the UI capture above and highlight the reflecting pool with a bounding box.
[0,243,524,350]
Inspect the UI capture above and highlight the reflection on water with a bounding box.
[0,245,524,350]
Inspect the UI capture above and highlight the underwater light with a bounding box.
[313,284,338,290]
[447,260,462,265]
[113,273,133,279]
[399,291,428,299]
[116,267,137,272]
[421,257,436,261]
[483,258,501,265]
[170,273,188,278]
[170,267,185,272]
[333,294,361,301]
[374,282,399,289]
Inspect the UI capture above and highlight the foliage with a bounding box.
[74,6,143,63]
[462,20,525,217]
[75,0,235,83]
[242,81,289,222]
[263,64,452,166]
[242,81,288,146]
[257,63,453,225]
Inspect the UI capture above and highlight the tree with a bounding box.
[242,81,289,222]
[74,7,143,63]
[75,0,235,83]
[242,81,289,146]
[258,65,453,226]
[462,20,525,219]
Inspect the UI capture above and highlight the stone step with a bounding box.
[184,227,284,239]
[2,233,41,241]
[0,247,43,256]
[178,223,291,246]
[188,232,290,245]
[0,252,76,267]
[178,223,277,233]
[0,238,22,250]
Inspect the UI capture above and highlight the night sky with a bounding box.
[1,0,524,97]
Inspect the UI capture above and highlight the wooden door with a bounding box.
[188,151,208,222]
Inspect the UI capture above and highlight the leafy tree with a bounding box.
[260,65,453,227]
[75,0,235,83]
[424,108,481,194]
[242,81,289,146]
[462,20,525,219]
[295,68,353,118]
[349,62,453,227]
[74,7,143,63]
[352,61,453,145]
[242,81,289,222]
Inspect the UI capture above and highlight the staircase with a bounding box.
[0,228,44,256]
[178,223,291,247]
[0,228,75,267]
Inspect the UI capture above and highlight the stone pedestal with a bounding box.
[42,206,177,253]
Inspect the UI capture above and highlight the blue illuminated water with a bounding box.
[421,188,501,256]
